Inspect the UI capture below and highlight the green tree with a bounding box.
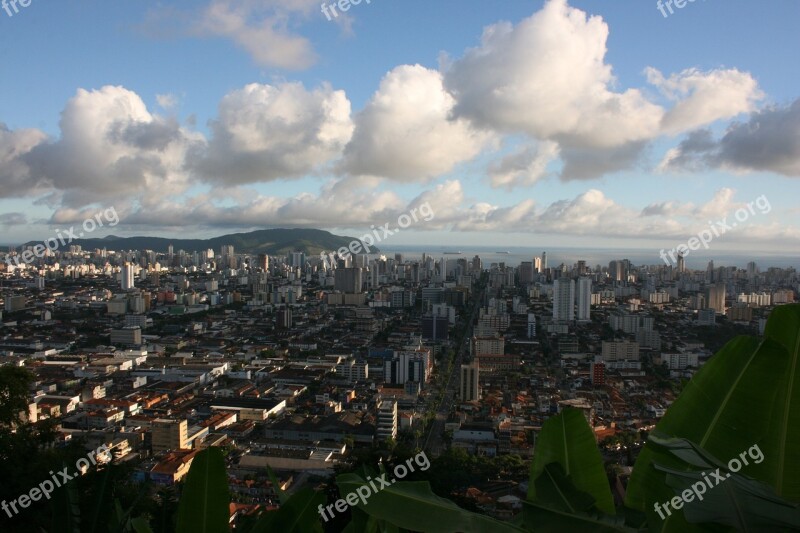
[0,365,34,425]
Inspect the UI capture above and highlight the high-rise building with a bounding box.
[677,252,685,273]
[277,307,292,329]
[590,359,606,386]
[152,419,189,452]
[472,255,482,273]
[334,267,363,294]
[121,263,135,290]
[541,252,547,272]
[290,252,306,269]
[609,260,625,282]
[459,362,480,401]
[553,278,575,321]
[422,315,449,341]
[257,254,269,271]
[708,284,726,314]
[384,350,429,386]
[706,260,715,283]
[518,262,534,284]
[576,277,592,321]
[376,400,398,441]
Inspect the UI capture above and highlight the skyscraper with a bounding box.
[708,284,726,314]
[541,251,547,272]
[553,278,575,321]
[257,254,269,271]
[577,277,592,321]
[459,362,480,401]
[334,267,363,294]
[121,263,135,290]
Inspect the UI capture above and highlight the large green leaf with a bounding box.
[336,473,525,533]
[648,435,800,530]
[50,463,81,533]
[175,448,230,533]
[626,304,800,531]
[520,464,634,532]
[248,487,324,533]
[527,407,615,515]
[265,465,285,505]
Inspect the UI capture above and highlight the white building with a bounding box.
[553,278,575,321]
[121,263,136,291]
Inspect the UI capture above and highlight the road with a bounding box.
[423,276,486,456]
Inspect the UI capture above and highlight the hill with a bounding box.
[57,228,377,256]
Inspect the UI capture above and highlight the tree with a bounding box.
[0,366,34,426]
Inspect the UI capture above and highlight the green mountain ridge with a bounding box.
[45,228,377,256]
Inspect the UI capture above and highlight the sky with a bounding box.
[0,0,799,260]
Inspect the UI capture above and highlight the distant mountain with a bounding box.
[52,228,377,256]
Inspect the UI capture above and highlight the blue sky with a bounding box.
[0,0,798,257]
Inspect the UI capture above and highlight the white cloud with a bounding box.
[22,86,202,208]
[340,65,494,181]
[141,0,319,70]
[658,99,800,177]
[444,0,663,149]
[156,93,179,110]
[488,141,559,189]
[0,123,48,197]
[646,67,764,135]
[192,82,354,184]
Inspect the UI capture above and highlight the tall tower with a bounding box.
[121,263,135,290]
[459,362,480,401]
[577,277,592,321]
[553,278,575,321]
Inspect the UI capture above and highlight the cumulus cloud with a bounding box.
[196,0,317,69]
[646,67,763,135]
[444,0,663,150]
[659,99,800,177]
[156,93,179,110]
[19,86,202,208]
[715,99,800,176]
[439,0,768,180]
[0,123,48,197]
[488,141,559,189]
[191,82,354,184]
[340,65,493,181]
[560,142,648,181]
